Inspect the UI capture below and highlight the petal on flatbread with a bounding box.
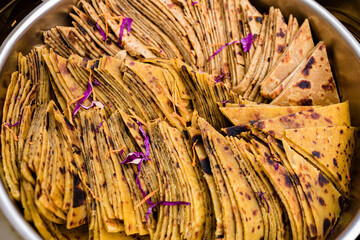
[247,138,303,240]
[233,15,269,95]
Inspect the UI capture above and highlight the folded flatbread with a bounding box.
[252,101,351,139]
[285,126,355,196]
[270,42,340,105]
[220,104,318,125]
[283,139,343,239]
[260,19,314,98]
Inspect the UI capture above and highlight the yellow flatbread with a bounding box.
[252,101,351,139]
[285,126,355,196]
[260,19,314,98]
[270,42,340,105]
[283,139,343,239]
[220,105,318,125]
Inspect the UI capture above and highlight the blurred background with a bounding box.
[315,0,360,42]
[0,0,42,44]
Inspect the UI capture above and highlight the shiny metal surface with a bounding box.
[0,0,43,44]
[315,0,360,42]
[0,0,359,239]
[0,1,74,239]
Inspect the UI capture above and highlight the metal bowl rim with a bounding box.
[0,0,359,239]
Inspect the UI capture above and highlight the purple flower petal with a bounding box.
[137,120,147,139]
[120,119,191,223]
[96,21,107,41]
[73,104,81,116]
[72,81,94,116]
[191,1,198,5]
[208,40,238,62]
[121,120,151,197]
[126,18,133,36]
[94,78,100,86]
[136,120,150,156]
[5,115,22,127]
[275,162,279,171]
[256,192,270,213]
[240,33,253,53]
[135,159,147,198]
[80,101,104,110]
[121,152,143,165]
[214,74,223,83]
[208,33,253,61]
[118,17,133,47]
[146,203,157,223]
[118,20,126,47]
[95,121,103,133]
[80,103,94,110]
[268,154,280,171]
[214,68,230,83]
[80,82,94,104]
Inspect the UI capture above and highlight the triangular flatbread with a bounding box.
[234,138,286,239]
[285,126,355,196]
[267,135,317,238]
[283,139,343,239]
[247,138,303,240]
[220,105,318,125]
[198,119,237,239]
[125,60,185,129]
[270,9,287,68]
[233,15,269,95]
[260,19,314,98]
[187,127,223,239]
[267,42,319,100]
[270,42,340,105]
[252,101,351,139]
[198,118,265,240]
[284,15,298,48]
[241,0,263,35]
[245,9,275,100]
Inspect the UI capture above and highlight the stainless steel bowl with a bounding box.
[0,0,359,239]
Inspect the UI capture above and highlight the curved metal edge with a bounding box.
[337,212,360,240]
[301,0,360,58]
[0,0,359,239]
[0,0,59,69]
[296,2,360,239]
[0,1,62,239]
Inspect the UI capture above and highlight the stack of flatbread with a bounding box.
[0,0,356,239]
[43,0,264,87]
[218,101,355,239]
[42,0,340,106]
